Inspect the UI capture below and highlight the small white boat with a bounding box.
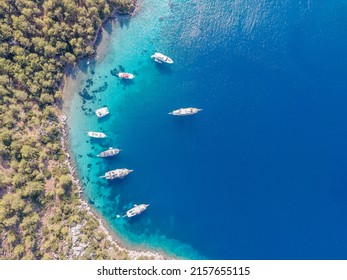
[169,107,202,116]
[117,72,135,79]
[87,131,107,138]
[97,147,121,158]
[100,168,133,180]
[124,204,149,218]
[95,107,109,118]
[151,52,173,64]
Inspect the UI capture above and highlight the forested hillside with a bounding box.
[0,0,138,259]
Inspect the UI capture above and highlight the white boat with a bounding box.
[95,107,109,118]
[87,131,107,138]
[117,72,135,79]
[169,107,202,116]
[124,204,149,218]
[100,168,133,180]
[97,147,121,158]
[150,52,173,64]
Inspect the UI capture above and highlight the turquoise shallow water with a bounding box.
[64,0,347,259]
[65,0,206,259]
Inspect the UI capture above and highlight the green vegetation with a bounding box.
[111,0,136,13]
[0,0,136,260]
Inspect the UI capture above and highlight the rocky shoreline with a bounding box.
[58,0,172,260]
[59,114,167,260]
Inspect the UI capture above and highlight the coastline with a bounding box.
[60,3,171,260]
[60,94,168,260]
[58,1,141,95]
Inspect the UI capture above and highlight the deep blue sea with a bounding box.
[63,0,347,259]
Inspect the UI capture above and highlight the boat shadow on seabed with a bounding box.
[153,61,173,75]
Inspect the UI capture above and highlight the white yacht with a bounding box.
[87,131,107,138]
[97,147,121,158]
[151,52,173,64]
[169,107,202,116]
[100,168,133,180]
[117,72,135,79]
[95,107,109,118]
[124,204,149,218]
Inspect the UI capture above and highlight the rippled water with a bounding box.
[64,0,347,259]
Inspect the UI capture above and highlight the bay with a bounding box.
[64,0,347,259]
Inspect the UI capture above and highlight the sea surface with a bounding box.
[63,0,347,259]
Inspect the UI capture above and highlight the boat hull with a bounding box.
[169,108,202,116]
[97,148,121,158]
[101,168,133,180]
[87,131,107,138]
[118,72,135,79]
[125,204,149,218]
[151,52,173,64]
[95,107,109,118]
